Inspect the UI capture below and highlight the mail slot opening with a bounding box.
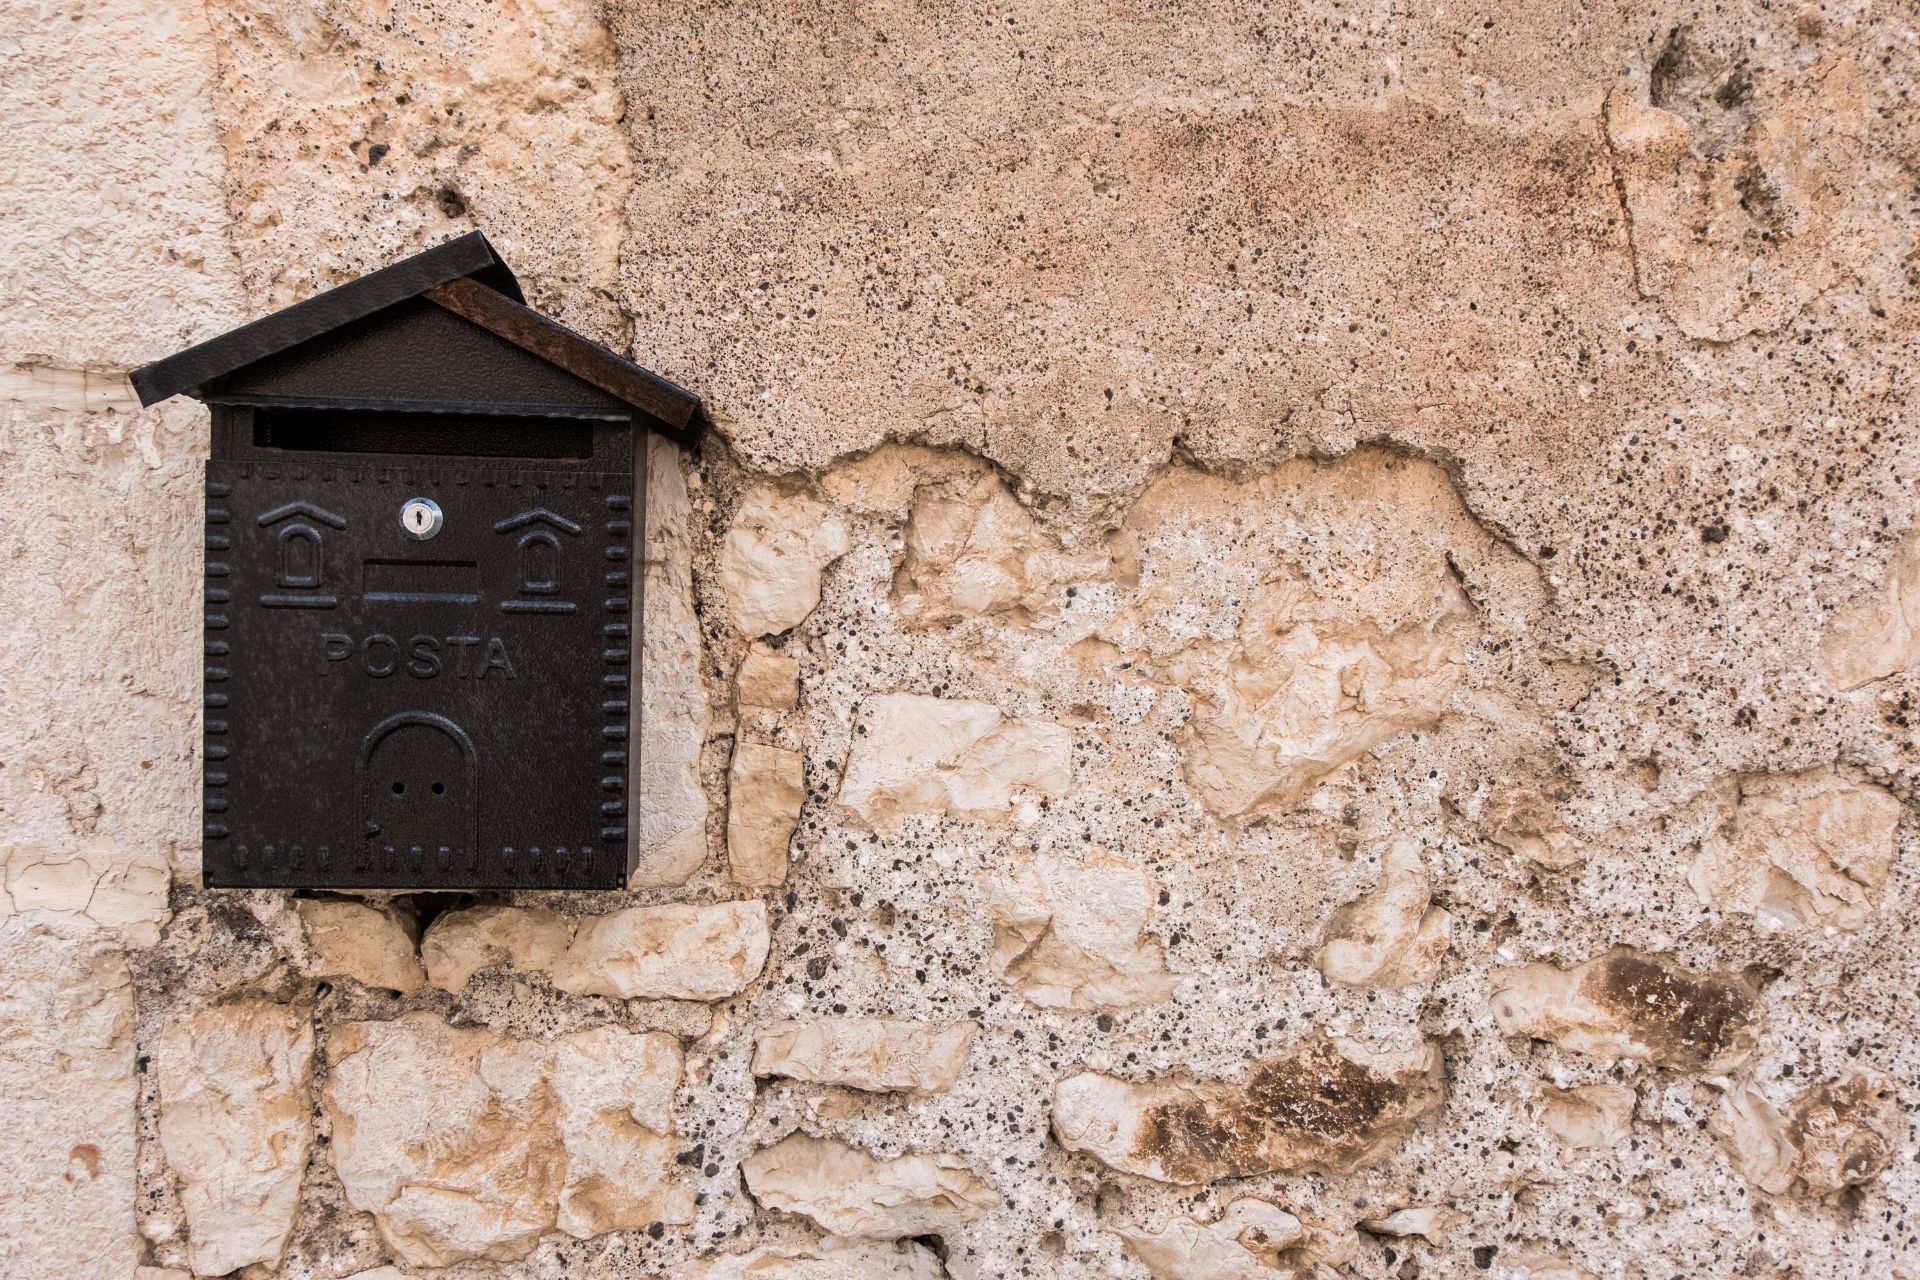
[363,559,481,604]
[253,408,595,460]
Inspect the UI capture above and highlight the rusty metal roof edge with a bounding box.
[421,277,704,449]
[130,231,523,408]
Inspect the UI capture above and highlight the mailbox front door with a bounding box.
[361,713,478,873]
[204,455,635,888]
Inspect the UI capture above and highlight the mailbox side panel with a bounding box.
[204,456,634,889]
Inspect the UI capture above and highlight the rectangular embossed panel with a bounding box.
[204,450,638,888]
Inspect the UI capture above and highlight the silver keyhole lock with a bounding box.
[401,497,443,540]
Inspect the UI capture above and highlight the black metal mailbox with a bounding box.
[133,233,703,890]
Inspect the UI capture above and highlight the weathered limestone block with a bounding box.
[741,1133,1000,1239]
[639,434,711,886]
[735,645,801,711]
[1604,58,1871,341]
[0,840,170,946]
[324,1013,693,1266]
[1290,1218,1362,1273]
[1359,1205,1457,1244]
[1314,839,1451,987]
[341,1270,415,1280]
[1506,1252,1596,1280]
[550,901,771,1000]
[326,1016,553,1265]
[1490,949,1758,1072]
[0,920,139,1279]
[1712,1087,1799,1194]
[752,1018,977,1093]
[155,1001,314,1277]
[1789,1076,1899,1193]
[985,848,1178,1010]
[892,470,1108,626]
[1103,457,1538,821]
[1820,529,1920,690]
[1689,769,1901,931]
[421,904,576,993]
[1178,589,1471,818]
[1713,1075,1899,1195]
[424,902,771,1001]
[720,487,849,637]
[1536,1083,1635,1149]
[548,1026,696,1237]
[728,741,805,888]
[1052,1037,1445,1184]
[839,694,1072,829]
[1119,1198,1305,1280]
[684,1239,948,1279]
[297,898,424,993]
[1481,787,1583,870]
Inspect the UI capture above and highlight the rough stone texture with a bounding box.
[547,1026,697,1238]
[549,901,771,1000]
[1491,948,1760,1073]
[727,741,804,888]
[296,897,424,993]
[421,904,577,994]
[1536,1083,1637,1151]
[1052,1037,1445,1184]
[752,1018,976,1094]
[1313,839,1452,988]
[0,840,171,946]
[1712,1073,1900,1197]
[0,0,242,369]
[199,0,633,340]
[735,645,801,712]
[324,1014,694,1266]
[1605,57,1871,344]
[1690,769,1902,932]
[838,693,1073,829]
[682,1240,948,1279]
[1820,527,1920,691]
[741,1133,999,1239]
[1119,1198,1305,1280]
[638,431,712,886]
[720,487,850,638]
[1108,457,1543,821]
[894,469,1110,627]
[984,847,1179,1010]
[17,0,1920,1275]
[154,1000,314,1276]
[1480,785,1585,871]
[0,919,140,1278]
[1359,1205,1458,1245]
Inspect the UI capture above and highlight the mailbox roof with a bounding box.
[130,232,702,446]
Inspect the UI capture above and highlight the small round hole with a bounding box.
[431,782,445,795]
[391,782,405,795]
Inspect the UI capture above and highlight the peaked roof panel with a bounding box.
[130,231,702,446]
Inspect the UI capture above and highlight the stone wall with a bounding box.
[2,1,1918,1277]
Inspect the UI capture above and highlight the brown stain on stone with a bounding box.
[1244,1042,1400,1138]
[1130,1040,1429,1183]
[1790,1077,1896,1189]
[64,1143,102,1183]
[1584,951,1756,1071]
